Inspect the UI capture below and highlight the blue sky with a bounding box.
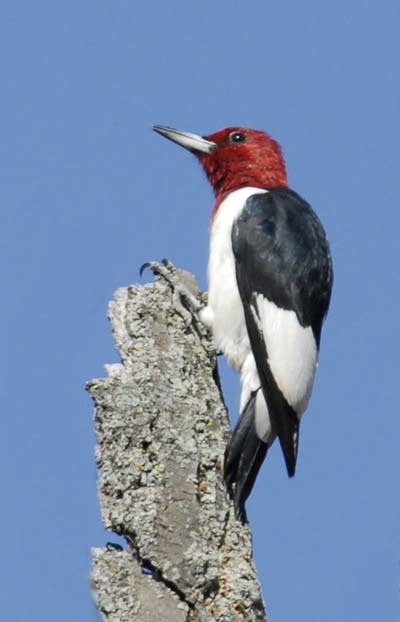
[1,1,399,620]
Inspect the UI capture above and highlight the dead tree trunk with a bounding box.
[87,267,267,622]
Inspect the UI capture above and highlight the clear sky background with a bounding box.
[1,1,399,620]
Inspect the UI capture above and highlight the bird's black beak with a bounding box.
[153,125,216,154]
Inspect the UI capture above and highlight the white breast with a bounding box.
[202,187,267,370]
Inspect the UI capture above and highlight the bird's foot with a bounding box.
[140,259,210,342]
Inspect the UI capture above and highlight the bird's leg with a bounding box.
[141,259,211,342]
[141,259,203,321]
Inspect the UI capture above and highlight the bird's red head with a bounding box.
[153,124,288,214]
[200,126,287,197]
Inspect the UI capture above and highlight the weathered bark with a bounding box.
[87,267,267,621]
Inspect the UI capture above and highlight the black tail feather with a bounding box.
[224,392,268,521]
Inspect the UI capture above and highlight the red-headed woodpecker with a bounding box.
[153,124,333,520]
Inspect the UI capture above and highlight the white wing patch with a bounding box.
[252,294,317,415]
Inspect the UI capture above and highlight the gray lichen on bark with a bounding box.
[87,268,267,621]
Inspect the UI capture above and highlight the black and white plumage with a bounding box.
[202,186,333,519]
[153,124,333,521]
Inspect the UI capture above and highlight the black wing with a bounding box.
[232,187,333,474]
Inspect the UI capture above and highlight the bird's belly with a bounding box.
[206,272,249,370]
[204,238,249,370]
[204,187,268,370]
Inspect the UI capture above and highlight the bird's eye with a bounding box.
[229,131,246,143]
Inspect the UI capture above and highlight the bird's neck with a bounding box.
[210,177,287,223]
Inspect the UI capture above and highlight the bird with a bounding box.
[153,124,333,520]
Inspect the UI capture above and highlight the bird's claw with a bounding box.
[140,259,205,330]
[140,258,174,278]
[139,261,151,277]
